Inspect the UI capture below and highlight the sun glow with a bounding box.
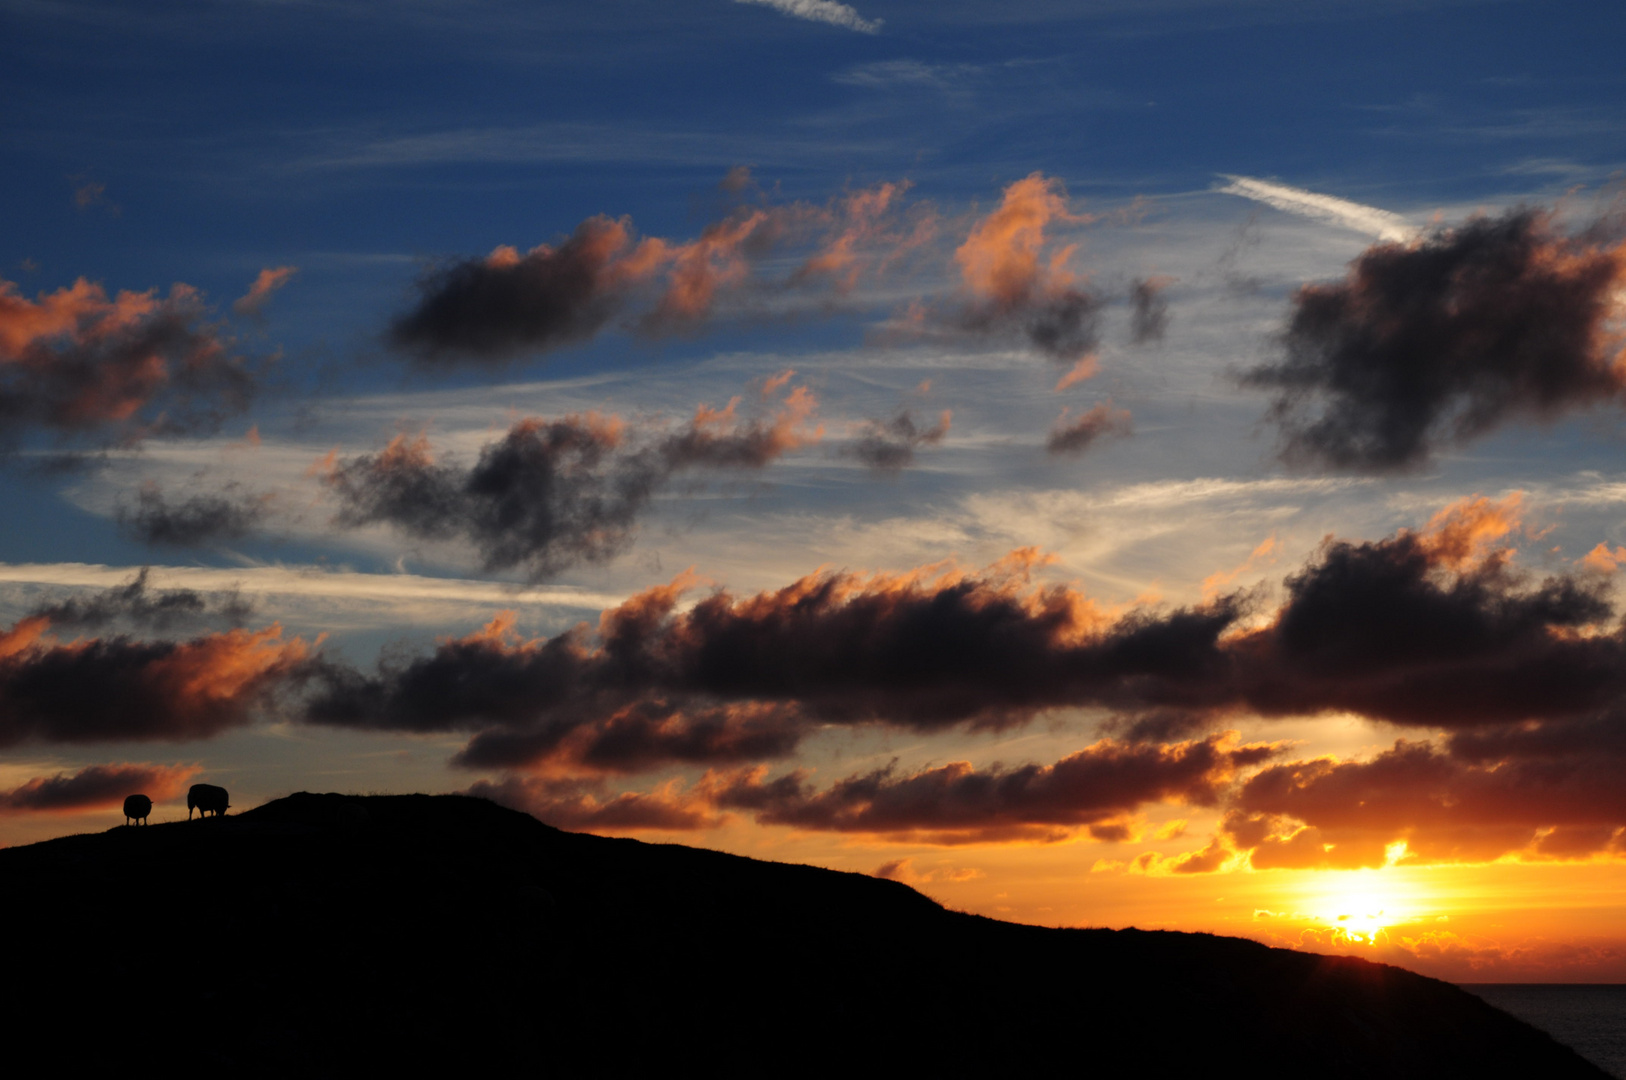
[1299,869,1429,947]
[1324,893,1390,944]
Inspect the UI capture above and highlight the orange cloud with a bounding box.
[1581,542,1626,573]
[1046,401,1131,455]
[955,172,1089,309]
[0,619,314,747]
[0,762,199,813]
[796,181,935,291]
[0,275,255,446]
[1202,535,1283,598]
[1226,736,1626,869]
[871,857,984,885]
[464,774,723,833]
[232,266,297,316]
[393,178,929,364]
[1416,492,1523,568]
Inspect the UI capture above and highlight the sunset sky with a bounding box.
[5,0,1626,982]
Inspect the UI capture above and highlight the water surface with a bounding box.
[1463,984,1626,1078]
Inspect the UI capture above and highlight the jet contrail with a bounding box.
[0,562,625,614]
[1216,175,1416,243]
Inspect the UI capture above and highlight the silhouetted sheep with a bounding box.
[187,783,229,819]
[123,794,152,826]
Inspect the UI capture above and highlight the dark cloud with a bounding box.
[0,617,314,748]
[1244,207,1626,472]
[0,276,257,452]
[116,483,269,547]
[1046,402,1132,455]
[0,761,196,813]
[848,409,951,472]
[1235,514,1624,729]
[28,567,254,631]
[1128,275,1172,344]
[298,555,1249,767]
[390,217,638,364]
[656,387,821,469]
[1010,290,1101,365]
[326,390,819,582]
[389,181,927,366]
[712,733,1278,844]
[327,419,647,580]
[456,699,813,773]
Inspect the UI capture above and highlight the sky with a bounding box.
[5,0,1626,983]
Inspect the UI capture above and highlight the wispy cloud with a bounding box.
[735,0,882,34]
[296,122,889,172]
[832,60,978,90]
[1215,175,1415,242]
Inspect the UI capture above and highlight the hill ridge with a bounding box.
[0,792,1603,1077]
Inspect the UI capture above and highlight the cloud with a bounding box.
[390,181,922,365]
[0,761,197,813]
[70,176,119,217]
[1215,175,1414,242]
[325,386,820,582]
[232,266,297,316]
[792,181,930,293]
[1200,535,1282,599]
[1225,734,1626,869]
[282,496,1626,856]
[390,217,639,363]
[455,697,814,773]
[1128,275,1173,344]
[659,385,823,468]
[0,276,258,451]
[298,549,1250,765]
[733,0,882,34]
[833,60,977,91]
[1374,930,1626,983]
[116,483,270,547]
[1046,402,1132,455]
[27,566,254,631]
[465,774,722,831]
[1580,543,1626,573]
[1244,207,1626,472]
[1233,495,1626,729]
[946,173,1101,378]
[870,858,983,884]
[847,409,951,472]
[0,617,314,747]
[298,492,1626,779]
[711,732,1278,844]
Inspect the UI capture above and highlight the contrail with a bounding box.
[1216,175,1416,243]
[0,562,625,613]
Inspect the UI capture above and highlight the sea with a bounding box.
[1461,985,1626,1077]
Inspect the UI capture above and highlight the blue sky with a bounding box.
[5,0,1626,980]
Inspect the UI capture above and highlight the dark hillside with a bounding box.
[0,793,1602,1076]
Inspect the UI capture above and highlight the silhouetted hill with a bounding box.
[0,793,1603,1076]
